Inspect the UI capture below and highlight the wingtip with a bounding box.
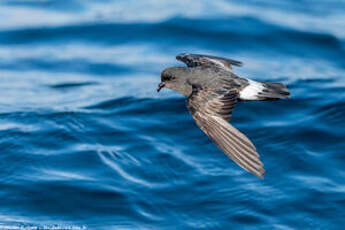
[257,169,266,180]
[176,53,188,61]
[228,59,243,67]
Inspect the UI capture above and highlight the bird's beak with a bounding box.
[157,82,165,92]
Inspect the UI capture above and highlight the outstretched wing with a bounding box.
[186,84,265,179]
[177,53,242,71]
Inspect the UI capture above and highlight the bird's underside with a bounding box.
[162,53,290,179]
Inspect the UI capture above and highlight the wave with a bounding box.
[1,0,345,39]
[0,17,343,74]
[1,1,345,229]
[50,81,98,89]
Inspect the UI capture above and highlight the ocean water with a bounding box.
[0,0,345,229]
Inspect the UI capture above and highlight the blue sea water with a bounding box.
[0,0,345,229]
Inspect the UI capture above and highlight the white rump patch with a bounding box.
[239,79,264,100]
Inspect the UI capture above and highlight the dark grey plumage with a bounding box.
[176,53,242,71]
[157,53,290,179]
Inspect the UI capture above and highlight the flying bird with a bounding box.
[157,53,290,179]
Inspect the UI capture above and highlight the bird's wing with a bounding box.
[176,53,242,71]
[186,84,265,179]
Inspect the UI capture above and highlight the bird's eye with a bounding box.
[163,74,175,81]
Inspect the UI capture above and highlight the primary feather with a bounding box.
[187,84,265,179]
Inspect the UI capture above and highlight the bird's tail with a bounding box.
[239,80,290,101]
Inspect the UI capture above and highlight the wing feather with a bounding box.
[177,53,242,71]
[187,84,265,179]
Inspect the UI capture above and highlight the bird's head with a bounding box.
[157,67,191,96]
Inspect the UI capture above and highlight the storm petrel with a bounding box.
[157,53,290,179]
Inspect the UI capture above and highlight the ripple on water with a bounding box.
[0,0,345,229]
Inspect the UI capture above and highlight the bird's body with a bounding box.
[161,66,289,100]
[158,53,290,179]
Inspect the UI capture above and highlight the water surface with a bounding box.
[0,0,345,229]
